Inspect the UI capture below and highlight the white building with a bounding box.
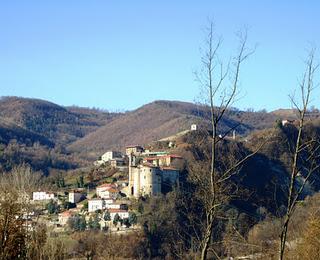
[69,192,84,204]
[109,209,129,221]
[94,151,123,166]
[282,119,294,126]
[32,191,55,201]
[88,198,127,212]
[106,204,120,209]
[88,198,105,212]
[191,124,197,131]
[101,151,122,162]
[96,183,119,199]
[105,202,128,210]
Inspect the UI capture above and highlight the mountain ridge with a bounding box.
[2,96,319,162]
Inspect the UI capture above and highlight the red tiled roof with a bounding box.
[142,163,159,168]
[59,210,74,217]
[143,157,158,160]
[108,209,128,213]
[164,154,183,159]
[108,188,119,193]
[97,183,115,189]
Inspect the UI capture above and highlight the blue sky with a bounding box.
[0,1,319,111]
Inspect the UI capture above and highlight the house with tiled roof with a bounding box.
[58,210,76,225]
[109,209,129,221]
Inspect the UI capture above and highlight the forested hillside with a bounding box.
[0,97,119,172]
[68,100,282,158]
[0,96,119,145]
[1,96,319,173]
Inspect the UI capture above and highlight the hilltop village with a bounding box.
[26,128,188,234]
[6,120,299,235]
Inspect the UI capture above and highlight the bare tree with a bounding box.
[0,187,27,259]
[192,22,264,260]
[0,165,42,259]
[278,49,319,260]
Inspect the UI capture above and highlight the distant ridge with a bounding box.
[68,100,280,159]
[0,96,119,145]
[2,96,317,161]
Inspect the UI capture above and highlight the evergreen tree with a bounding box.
[79,215,87,231]
[88,217,94,229]
[79,176,84,188]
[123,218,130,228]
[88,213,100,230]
[113,213,121,226]
[46,199,58,214]
[129,212,137,226]
[104,210,111,221]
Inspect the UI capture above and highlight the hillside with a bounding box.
[0,96,120,172]
[2,96,318,170]
[168,120,320,216]
[0,118,53,147]
[0,96,119,145]
[68,100,280,159]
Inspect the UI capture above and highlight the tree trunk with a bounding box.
[200,214,214,260]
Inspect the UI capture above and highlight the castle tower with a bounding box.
[128,154,137,197]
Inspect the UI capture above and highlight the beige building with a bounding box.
[128,151,182,198]
[96,183,118,198]
[129,164,162,197]
[143,154,183,167]
[125,145,144,156]
[110,158,125,168]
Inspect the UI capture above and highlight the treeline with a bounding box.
[0,140,83,174]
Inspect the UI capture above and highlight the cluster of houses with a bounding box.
[29,141,185,233]
[32,183,131,230]
[94,144,184,198]
[87,183,129,219]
